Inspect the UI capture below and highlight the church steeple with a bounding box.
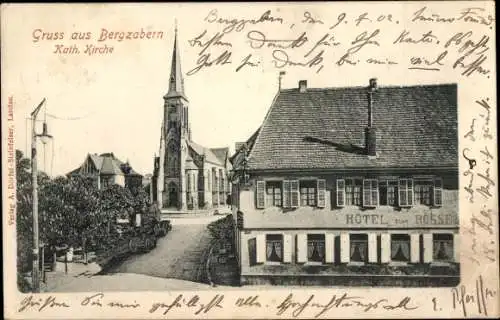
[165,23,186,100]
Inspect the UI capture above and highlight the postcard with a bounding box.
[1,1,498,319]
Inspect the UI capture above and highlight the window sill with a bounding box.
[305,261,324,266]
[265,261,282,265]
[431,261,454,266]
[347,262,367,266]
[389,261,410,266]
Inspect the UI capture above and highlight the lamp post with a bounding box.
[30,98,52,292]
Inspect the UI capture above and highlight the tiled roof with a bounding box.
[68,153,142,177]
[100,156,123,175]
[247,83,458,170]
[230,127,260,170]
[188,141,225,166]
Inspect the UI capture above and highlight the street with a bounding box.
[102,214,223,283]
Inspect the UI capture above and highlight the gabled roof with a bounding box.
[247,83,458,171]
[230,127,260,169]
[68,152,143,177]
[188,141,226,166]
[100,156,123,175]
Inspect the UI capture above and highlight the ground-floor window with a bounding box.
[307,234,325,262]
[266,234,283,262]
[350,234,368,262]
[391,234,411,262]
[433,234,454,261]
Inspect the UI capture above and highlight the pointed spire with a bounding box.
[166,21,186,100]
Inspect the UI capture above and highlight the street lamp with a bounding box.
[30,98,52,292]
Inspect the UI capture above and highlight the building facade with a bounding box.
[152,28,231,211]
[68,152,143,191]
[230,79,459,286]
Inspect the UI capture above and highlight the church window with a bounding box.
[167,143,179,175]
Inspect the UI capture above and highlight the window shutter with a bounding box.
[336,179,345,207]
[423,233,433,263]
[368,233,378,263]
[410,234,420,263]
[283,234,292,263]
[340,233,350,263]
[380,234,391,263]
[407,179,414,206]
[256,234,266,263]
[296,234,307,263]
[371,180,379,206]
[290,180,299,208]
[283,180,291,208]
[363,180,371,207]
[317,179,326,208]
[398,179,413,207]
[363,179,378,207]
[325,233,335,263]
[398,179,406,206]
[453,233,460,262]
[434,178,443,206]
[256,181,266,209]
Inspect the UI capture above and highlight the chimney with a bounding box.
[366,78,378,157]
[298,80,307,93]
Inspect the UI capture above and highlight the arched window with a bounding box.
[167,142,179,176]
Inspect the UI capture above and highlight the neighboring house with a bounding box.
[151,28,231,211]
[67,152,143,190]
[230,78,459,286]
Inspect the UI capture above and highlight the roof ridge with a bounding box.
[280,82,457,92]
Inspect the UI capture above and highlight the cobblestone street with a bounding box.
[103,215,223,282]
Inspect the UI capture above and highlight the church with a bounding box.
[151,28,231,212]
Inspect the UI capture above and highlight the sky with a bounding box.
[2,2,495,177]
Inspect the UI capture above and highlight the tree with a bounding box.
[16,149,153,275]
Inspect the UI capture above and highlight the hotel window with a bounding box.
[414,179,433,205]
[300,181,316,206]
[336,179,345,207]
[433,234,453,262]
[350,234,368,263]
[379,180,398,206]
[266,181,282,207]
[307,234,325,262]
[433,178,443,206]
[266,234,283,262]
[282,180,300,208]
[398,179,414,207]
[345,179,362,206]
[391,234,411,262]
[363,179,379,207]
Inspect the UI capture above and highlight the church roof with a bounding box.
[210,147,229,164]
[185,154,199,170]
[188,141,226,166]
[246,81,458,171]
